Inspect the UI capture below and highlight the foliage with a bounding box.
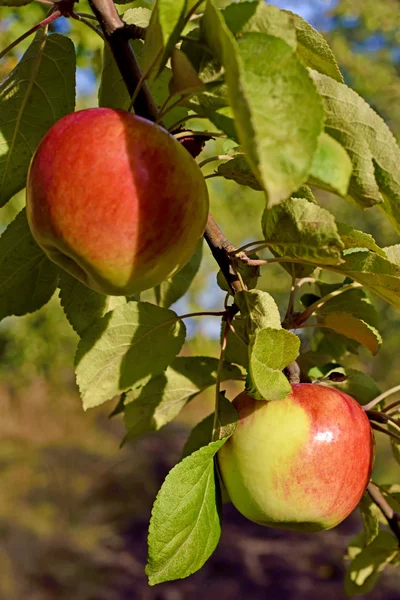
[0,0,399,594]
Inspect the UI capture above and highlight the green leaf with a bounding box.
[143,0,187,84]
[0,209,59,320]
[217,154,262,191]
[224,316,249,368]
[59,272,127,337]
[310,71,400,233]
[123,357,243,442]
[182,413,214,458]
[235,289,281,335]
[202,1,324,206]
[311,367,381,406]
[317,287,379,327]
[249,327,300,401]
[309,132,352,196]
[262,197,343,265]
[154,241,202,308]
[0,32,76,205]
[169,48,205,95]
[285,10,343,82]
[75,302,186,410]
[333,250,400,309]
[380,484,400,513]
[358,494,380,546]
[213,391,238,441]
[345,531,399,596]
[388,416,400,466]
[146,438,226,585]
[337,223,386,257]
[99,19,187,129]
[319,312,381,355]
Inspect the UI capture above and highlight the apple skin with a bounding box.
[217,384,374,532]
[26,108,209,295]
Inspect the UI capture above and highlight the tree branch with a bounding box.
[368,482,400,546]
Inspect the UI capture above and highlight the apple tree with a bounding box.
[0,0,400,594]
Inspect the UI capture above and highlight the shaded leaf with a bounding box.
[249,327,300,401]
[59,271,127,336]
[309,132,352,196]
[75,302,186,410]
[359,493,380,546]
[143,0,187,84]
[170,48,205,95]
[224,317,249,368]
[213,391,238,441]
[146,438,226,585]
[0,209,59,320]
[154,241,202,308]
[0,32,75,205]
[123,357,243,441]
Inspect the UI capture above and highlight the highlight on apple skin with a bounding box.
[217,384,375,532]
[26,108,209,296]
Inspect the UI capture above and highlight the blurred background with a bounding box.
[1,0,400,598]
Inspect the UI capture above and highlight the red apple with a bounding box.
[26,108,209,295]
[217,384,374,531]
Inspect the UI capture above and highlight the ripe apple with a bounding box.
[26,108,209,295]
[217,384,374,531]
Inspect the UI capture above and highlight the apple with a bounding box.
[26,108,209,295]
[217,384,374,531]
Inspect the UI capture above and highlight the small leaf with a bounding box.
[358,493,380,546]
[309,132,352,196]
[217,154,262,191]
[154,241,202,308]
[169,48,205,95]
[146,438,227,585]
[345,530,399,596]
[319,312,381,355]
[0,32,76,205]
[338,223,386,257]
[249,328,300,401]
[235,289,281,335]
[202,1,324,205]
[262,197,344,265]
[123,357,243,441]
[143,0,187,84]
[75,302,186,410]
[286,10,343,82]
[0,209,59,320]
[310,71,400,233]
[59,272,127,336]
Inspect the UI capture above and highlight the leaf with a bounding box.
[224,317,249,368]
[319,313,381,355]
[310,71,400,233]
[235,289,281,335]
[182,413,214,458]
[0,0,32,4]
[358,494,380,546]
[310,367,381,406]
[388,416,400,466]
[384,244,400,265]
[309,132,352,196]
[0,209,59,320]
[75,302,186,410]
[169,48,205,95]
[99,17,187,129]
[337,223,386,257]
[217,154,262,191]
[213,391,238,441]
[249,328,300,401]
[154,241,202,308]
[0,32,76,205]
[285,10,343,82]
[380,484,400,513]
[317,287,379,326]
[261,197,343,265]
[146,438,226,585]
[123,357,243,442]
[345,530,399,596]
[59,272,127,337]
[143,0,187,84]
[202,1,324,206]
[333,249,400,309]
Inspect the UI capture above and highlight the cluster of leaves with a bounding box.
[0,0,400,592]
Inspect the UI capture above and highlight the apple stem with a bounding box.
[367,483,400,545]
[362,384,400,412]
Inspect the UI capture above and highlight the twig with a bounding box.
[368,482,400,546]
[370,422,400,443]
[363,384,400,412]
[198,155,233,169]
[384,400,400,414]
[72,13,105,39]
[203,214,243,295]
[366,410,400,428]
